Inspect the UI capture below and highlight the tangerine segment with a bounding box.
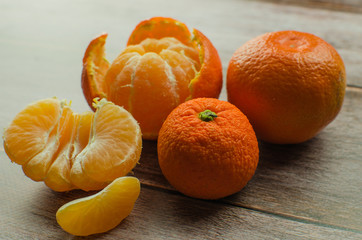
[56,176,140,236]
[3,98,142,192]
[22,106,74,182]
[81,17,222,139]
[44,111,78,192]
[44,111,95,192]
[71,99,142,183]
[3,98,62,165]
[68,111,108,191]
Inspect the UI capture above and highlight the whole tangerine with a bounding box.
[82,17,222,139]
[227,30,346,144]
[157,98,259,200]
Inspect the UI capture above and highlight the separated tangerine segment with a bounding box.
[82,17,222,139]
[3,98,142,192]
[56,176,140,236]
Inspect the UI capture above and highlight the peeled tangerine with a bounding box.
[56,176,140,236]
[81,17,223,139]
[3,98,142,192]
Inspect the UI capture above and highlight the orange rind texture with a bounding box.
[158,98,259,200]
[81,17,222,139]
[81,33,109,110]
[227,30,346,144]
[127,17,193,46]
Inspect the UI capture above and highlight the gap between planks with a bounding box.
[140,182,362,235]
[253,0,362,13]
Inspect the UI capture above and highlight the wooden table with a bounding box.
[1,0,361,239]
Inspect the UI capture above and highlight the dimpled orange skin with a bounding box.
[157,98,259,200]
[227,30,346,144]
[81,17,223,140]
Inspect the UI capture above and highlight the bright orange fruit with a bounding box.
[3,98,142,191]
[82,17,223,139]
[227,30,346,144]
[157,98,259,200]
[56,176,140,236]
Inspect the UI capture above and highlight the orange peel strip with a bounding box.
[81,33,109,110]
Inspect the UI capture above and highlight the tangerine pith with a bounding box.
[3,98,142,191]
[82,17,222,139]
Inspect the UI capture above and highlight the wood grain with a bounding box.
[1,0,362,239]
[0,159,360,240]
[134,87,362,232]
[1,0,362,99]
[256,0,362,13]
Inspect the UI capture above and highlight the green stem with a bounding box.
[198,110,217,122]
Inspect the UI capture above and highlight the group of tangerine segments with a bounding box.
[3,97,142,236]
[3,15,347,237]
[3,97,142,192]
[3,17,223,236]
[82,16,222,139]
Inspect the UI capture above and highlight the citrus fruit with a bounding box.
[157,98,259,200]
[227,30,346,144]
[82,17,223,140]
[56,176,140,236]
[3,98,142,191]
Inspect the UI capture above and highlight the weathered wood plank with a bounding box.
[1,0,362,96]
[255,0,362,13]
[134,87,362,232]
[0,159,360,240]
[1,0,362,238]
